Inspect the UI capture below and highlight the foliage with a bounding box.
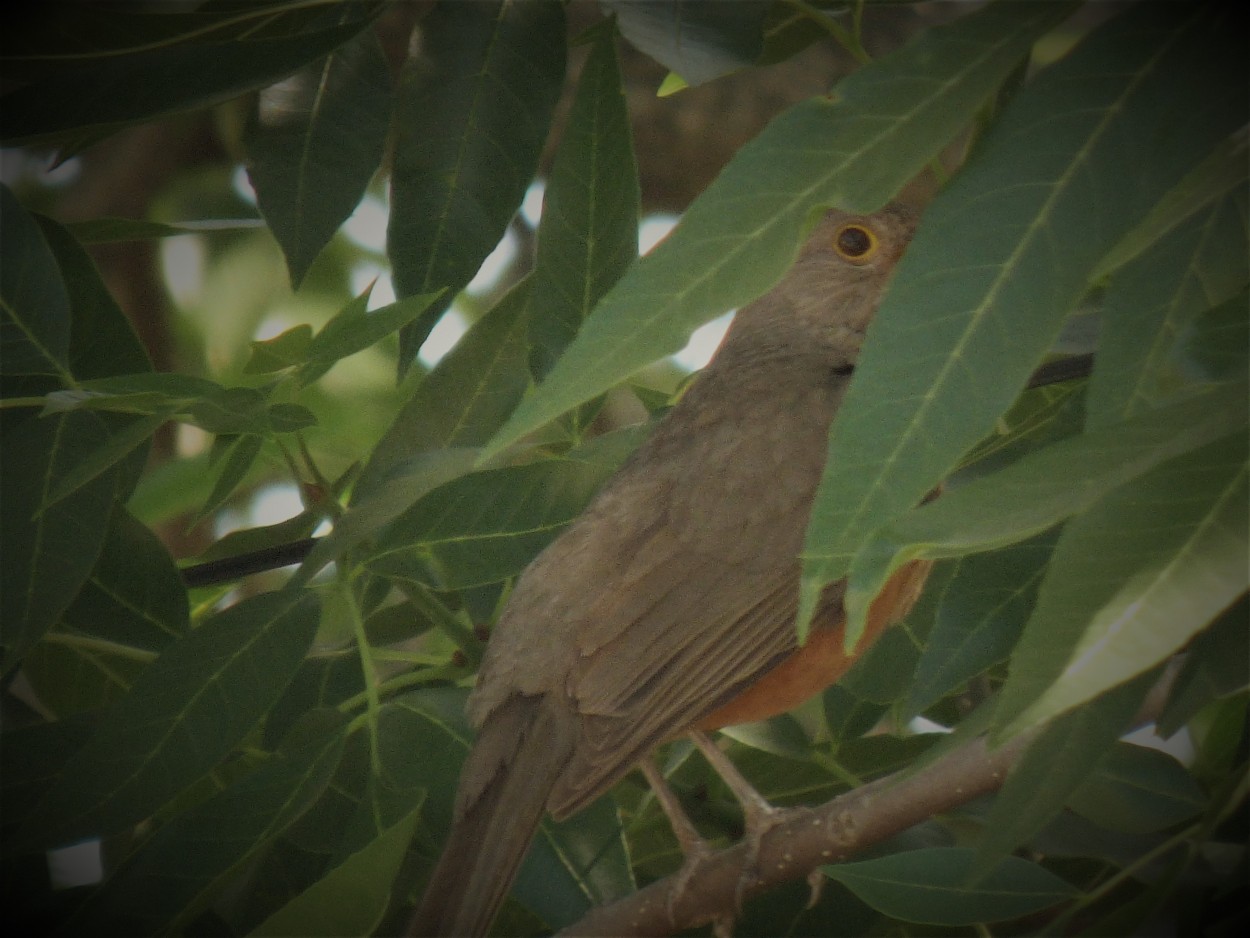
[1,1,1246,935]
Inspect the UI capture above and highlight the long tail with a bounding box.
[407,694,576,937]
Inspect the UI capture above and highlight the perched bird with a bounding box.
[410,205,931,936]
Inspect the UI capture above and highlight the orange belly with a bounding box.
[696,560,932,730]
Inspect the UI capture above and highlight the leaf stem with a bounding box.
[784,0,872,66]
[341,566,383,774]
[0,396,51,410]
[41,631,160,663]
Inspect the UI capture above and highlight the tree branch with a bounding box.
[562,662,1179,937]
[559,731,1033,936]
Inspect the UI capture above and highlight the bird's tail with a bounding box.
[407,694,576,938]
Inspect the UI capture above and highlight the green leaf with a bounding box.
[246,25,391,286]
[58,710,348,936]
[1087,189,1248,426]
[1159,596,1250,736]
[903,532,1058,719]
[266,402,316,433]
[0,714,96,841]
[263,653,364,751]
[388,0,566,371]
[0,14,378,145]
[60,507,188,649]
[37,214,152,382]
[0,411,117,672]
[64,216,265,243]
[250,801,421,937]
[1,4,350,73]
[42,412,167,508]
[802,3,1248,633]
[16,589,320,851]
[367,435,636,589]
[297,289,445,386]
[22,639,149,720]
[244,324,314,375]
[482,0,1073,456]
[1066,742,1206,835]
[528,21,639,379]
[42,372,224,416]
[821,847,1077,925]
[194,433,264,526]
[1093,129,1248,280]
[515,793,635,930]
[845,383,1247,632]
[353,277,533,502]
[0,184,72,380]
[1173,289,1250,386]
[604,0,770,86]
[995,433,1249,739]
[44,373,292,436]
[975,673,1157,875]
[293,447,481,587]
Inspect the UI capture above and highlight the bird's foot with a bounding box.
[690,731,808,910]
[640,758,736,936]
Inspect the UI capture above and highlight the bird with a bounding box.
[408,204,931,936]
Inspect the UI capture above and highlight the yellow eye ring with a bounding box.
[833,223,879,263]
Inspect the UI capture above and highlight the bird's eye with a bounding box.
[833,223,879,263]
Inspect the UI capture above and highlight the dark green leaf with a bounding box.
[247,26,391,286]
[484,0,1072,455]
[515,793,634,930]
[605,0,770,86]
[0,14,377,145]
[354,278,532,503]
[846,382,1247,632]
[904,532,1058,719]
[1087,189,1248,426]
[0,184,72,379]
[1159,596,1250,736]
[194,433,264,526]
[58,709,347,936]
[1172,288,1250,387]
[975,673,1155,874]
[250,801,421,937]
[1094,129,1248,279]
[298,290,444,386]
[367,439,634,589]
[42,412,167,508]
[389,0,565,371]
[995,433,1248,738]
[0,714,96,842]
[61,507,187,647]
[528,21,639,380]
[266,402,316,433]
[245,325,313,375]
[0,411,116,672]
[264,653,364,750]
[36,213,156,504]
[822,847,1077,925]
[64,216,265,244]
[1066,742,1206,834]
[1,4,354,72]
[37,214,152,382]
[21,637,150,719]
[16,590,320,851]
[294,448,481,587]
[803,2,1248,628]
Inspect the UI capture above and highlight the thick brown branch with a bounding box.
[560,732,1032,937]
[562,666,1179,937]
